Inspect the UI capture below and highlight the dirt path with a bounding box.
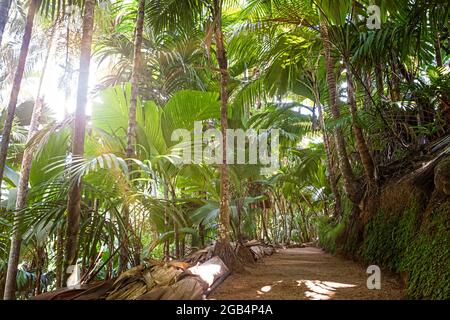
[210,247,404,300]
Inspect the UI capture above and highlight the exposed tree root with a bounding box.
[213,241,244,273]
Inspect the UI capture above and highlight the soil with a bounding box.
[209,247,404,300]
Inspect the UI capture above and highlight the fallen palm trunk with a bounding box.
[33,240,276,300]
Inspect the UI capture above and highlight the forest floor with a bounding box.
[210,247,404,300]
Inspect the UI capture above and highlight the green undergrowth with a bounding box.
[361,198,449,299]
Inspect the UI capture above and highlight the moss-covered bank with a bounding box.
[318,157,450,300]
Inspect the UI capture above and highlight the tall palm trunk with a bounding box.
[0,0,39,204]
[312,74,341,215]
[170,184,180,259]
[345,60,376,185]
[261,200,271,243]
[434,31,443,68]
[215,10,230,245]
[319,24,360,205]
[0,0,11,45]
[120,0,146,271]
[375,63,384,101]
[212,0,240,271]
[55,225,64,288]
[63,0,95,285]
[125,0,145,159]
[3,15,55,300]
[317,99,341,216]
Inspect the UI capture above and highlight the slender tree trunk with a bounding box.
[125,0,144,159]
[345,60,376,185]
[180,237,185,257]
[316,98,341,216]
[0,0,11,45]
[63,0,95,286]
[215,9,230,245]
[320,24,360,205]
[55,225,64,287]
[212,0,240,271]
[199,221,205,248]
[169,184,180,259]
[4,18,56,299]
[375,63,384,101]
[260,203,271,243]
[34,245,44,295]
[120,0,146,268]
[163,181,170,261]
[118,205,130,272]
[297,202,309,242]
[288,203,294,244]
[434,35,443,68]
[105,232,114,280]
[2,0,40,300]
[236,198,243,243]
[0,0,39,204]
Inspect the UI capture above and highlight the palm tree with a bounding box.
[0,0,11,45]
[344,58,376,185]
[119,0,146,273]
[211,0,238,269]
[125,0,145,162]
[0,0,41,207]
[146,0,240,270]
[3,18,57,300]
[319,23,361,205]
[63,0,95,284]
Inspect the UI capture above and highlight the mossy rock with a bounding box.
[434,156,450,195]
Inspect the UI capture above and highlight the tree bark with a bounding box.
[34,245,44,296]
[120,0,145,271]
[63,0,95,286]
[0,0,39,204]
[125,0,145,159]
[170,184,180,259]
[375,63,384,101]
[260,202,271,243]
[317,99,341,216]
[163,180,170,261]
[236,198,243,243]
[0,0,11,45]
[215,6,230,245]
[345,60,376,185]
[3,14,56,300]
[55,225,64,288]
[2,0,40,300]
[319,23,361,205]
[199,221,205,248]
[434,33,443,68]
[212,0,240,272]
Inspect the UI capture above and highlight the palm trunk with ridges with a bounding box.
[215,11,230,245]
[120,0,146,271]
[2,0,40,300]
[212,0,240,272]
[317,100,342,216]
[63,0,95,285]
[3,15,56,300]
[319,23,360,205]
[345,60,376,185]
